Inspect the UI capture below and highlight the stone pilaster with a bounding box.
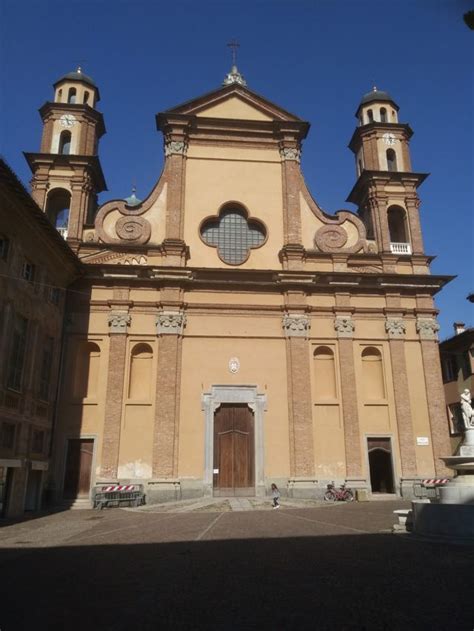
[335,315,363,482]
[164,138,187,241]
[68,173,92,243]
[417,317,451,476]
[152,311,185,477]
[368,191,391,253]
[283,315,314,479]
[30,171,50,210]
[280,144,302,249]
[385,318,417,479]
[404,194,424,255]
[100,312,130,479]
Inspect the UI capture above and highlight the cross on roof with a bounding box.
[227,39,240,66]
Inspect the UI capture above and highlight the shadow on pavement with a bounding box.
[1,533,473,630]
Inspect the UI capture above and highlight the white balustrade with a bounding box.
[390,242,411,255]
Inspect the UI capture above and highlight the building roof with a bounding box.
[439,327,474,351]
[355,87,399,116]
[54,68,97,88]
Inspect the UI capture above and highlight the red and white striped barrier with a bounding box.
[422,479,449,486]
[101,485,136,492]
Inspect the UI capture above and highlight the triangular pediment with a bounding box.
[163,84,304,123]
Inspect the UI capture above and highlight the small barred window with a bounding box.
[200,206,266,265]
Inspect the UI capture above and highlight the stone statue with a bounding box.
[460,389,474,429]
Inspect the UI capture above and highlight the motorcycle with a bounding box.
[324,481,354,502]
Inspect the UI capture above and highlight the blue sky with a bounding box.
[1,0,472,337]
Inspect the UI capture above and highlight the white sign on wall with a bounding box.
[416,437,430,446]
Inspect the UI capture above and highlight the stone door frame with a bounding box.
[201,385,267,497]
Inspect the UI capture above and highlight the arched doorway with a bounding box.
[367,437,395,494]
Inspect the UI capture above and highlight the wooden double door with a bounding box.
[213,404,255,497]
[63,439,94,499]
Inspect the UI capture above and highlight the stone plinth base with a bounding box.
[288,478,319,499]
[146,479,181,504]
[438,475,474,504]
[400,478,423,499]
[412,501,474,542]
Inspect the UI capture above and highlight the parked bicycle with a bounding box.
[324,481,354,502]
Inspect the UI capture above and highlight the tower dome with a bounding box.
[359,88,398,108]
[356,86,399,125]
[54,68,97,89]
[53,67,100,106]
[124,187,142,207]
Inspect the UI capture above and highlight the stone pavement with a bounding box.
[0,500,473,630]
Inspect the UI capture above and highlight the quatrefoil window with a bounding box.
[200,205,266,265]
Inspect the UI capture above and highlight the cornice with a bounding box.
[156,113,309,144]
[346,170,429,206]
[348,122,413,153]
[24,152,107,193]
[38,101,106,138]
[79,264,453,296]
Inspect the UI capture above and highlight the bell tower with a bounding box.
[346,87,426,256]
[25,67,107,249]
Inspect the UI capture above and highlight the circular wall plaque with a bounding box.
[229,357,240,374]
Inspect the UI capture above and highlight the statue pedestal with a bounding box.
[410,429,474,542]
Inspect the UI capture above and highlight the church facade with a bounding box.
[25,65,452,504]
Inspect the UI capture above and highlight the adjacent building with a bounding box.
[0,160,80,516]
[440,322,474,452]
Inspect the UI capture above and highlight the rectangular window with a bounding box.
[39,337,54,401]
[0,235,10,261]
[460,352,472,380]
[447,403,463,436]
[442,355,458,383]
[21,261,35,283]
[7,315,28,391]
[31,429,45,454]
[1,423,15,450]
[50,287,61,305]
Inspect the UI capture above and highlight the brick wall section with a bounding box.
[286,337,315,477]
[338,338,363,478]
[281,160,302,245]
[153,334,182,477]
[100,334,127,479]
[404,194,424,255]
[40,119,54,153]
[400,136,412,171]
[420,340,451,476]
[373,193,392,253]
[166,155,186,240]
[389,339,417,476]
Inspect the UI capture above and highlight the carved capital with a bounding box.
[279,147,301,163]
[404,195,420,210]
[385,317,406,339]
[334,316,355,338]
[108,311,131,334]
[283,314,310,338]
[164,139,188,156]
[156,311,186,336]
[416,317,440,340]
[30,175,49,191]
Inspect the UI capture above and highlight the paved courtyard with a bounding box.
[0,499,473,630]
